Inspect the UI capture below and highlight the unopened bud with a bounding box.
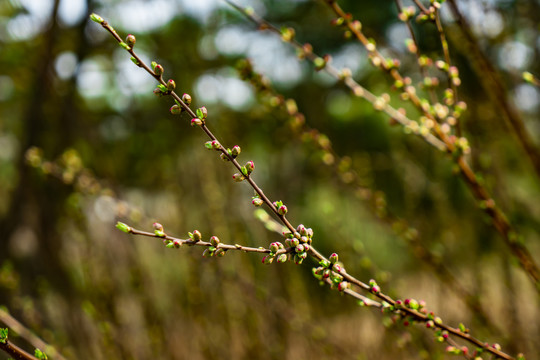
[90,13,104,24]
[245,160,254,174]
[252,197,263,206]
[277,205,288,215]
[170,104,182,114]
[153,63,163,76]
[182,93,192,105]
[116,221,131,233]
[232,173,245,182]
[167,79,176,91]
[231,145,241,156]
[125,34,136,47]
[210,236,220,246]
[196,107,208,120]
[191,118,203,126]
[329,253,338,263]
[192,230,202,241]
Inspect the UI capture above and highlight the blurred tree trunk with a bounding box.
[0,0,93,294]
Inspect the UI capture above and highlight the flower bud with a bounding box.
[167,79,176,91]
[210,236,220,246]
[196,107,208,120]
[220,153,230,162]
[153,222,165,237]
[277,205,288,215]
[270,242,280,253]
[329,253,338,264]
[277,253,288,263]
[153,63,164,76]
[192,230,202,241]
[262,255,274,264]
[126,34,136,47]
[252,197,263,206]
[232,173,245,182]
[245,160,254,174]
[182,93,192,105]
[173,240,182,248]
[215,248,225,257]
[116,221,131,233]
[337,281,349,291]
[211,140,221,150]
[191,118,203,126]
[170,104,182,114]
[204,141,213,150]
[295,244,304,253]
[231,145,241,157]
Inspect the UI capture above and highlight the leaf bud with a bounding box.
[116,221,131,233]
[90,13,105,24]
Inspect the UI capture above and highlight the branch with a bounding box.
[90,13,521,359]
[227,0,540,290]
[0,328,40,360]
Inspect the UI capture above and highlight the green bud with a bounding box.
[119,41,131,51]
[130,56,140,66]
[90,13,105,24]
[115,221,131,233]
[277,253,288,263]
[196,107,208,120]
[252,197,263,206]
[314,57,326,71]
[329,253,338,263]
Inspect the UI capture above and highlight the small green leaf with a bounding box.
[34,348,48,360]
[0,328,8,343]
[119,41,131,51]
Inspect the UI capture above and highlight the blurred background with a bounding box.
[0,0,539,358]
